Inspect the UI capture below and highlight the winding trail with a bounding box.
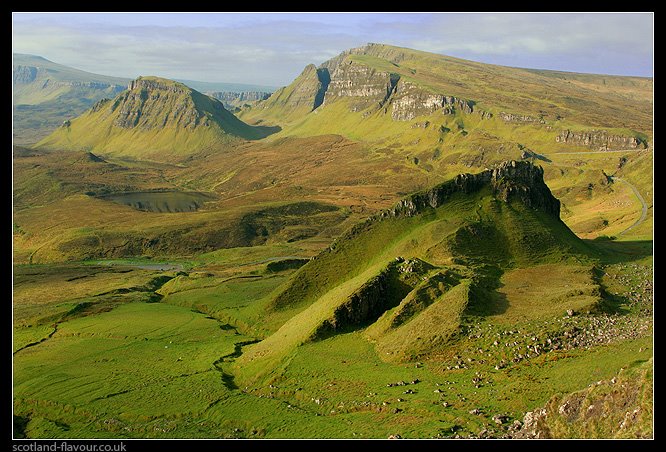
[610,176,648,235]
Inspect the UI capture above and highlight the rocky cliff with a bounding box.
[499,112,545,124]
[390,80,474,121]
[254,64,329,117]
[555,129,646,151]
[381,160,560,219]
[322,59,399,112]
[12,65,39,84]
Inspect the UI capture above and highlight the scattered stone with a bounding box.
[493,414,509,425]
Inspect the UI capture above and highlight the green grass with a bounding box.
[12,45,653,439]
[36,76,278,161]
[12,230,652,438]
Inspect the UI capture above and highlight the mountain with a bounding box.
[36,76,279,161]
[240,43,651,156]
[13,54,130,144]
[234,161,596,382]
[12,43,653,439]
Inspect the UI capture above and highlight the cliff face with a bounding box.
[255,64,329,116]
[323,59,398,112]
[12,65,39,84]
[499,112,545,124]
[390,80,474,121]
[556,129,646,151]
[318,57,479,121]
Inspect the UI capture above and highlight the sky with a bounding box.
[12,12,654,87]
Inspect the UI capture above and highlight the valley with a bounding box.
[12,42,653,439]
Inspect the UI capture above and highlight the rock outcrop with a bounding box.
[323,59,399,112]
[556,129,646,151]
[309,258,429,341]
[256,64,329,115]
[382,160,560,219]
[390,81,473,121]
[499,112,545,124]
[12,65,39,84]
[109,77,218,130]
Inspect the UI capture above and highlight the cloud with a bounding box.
[12,13,653,86]
[403,13,653,75]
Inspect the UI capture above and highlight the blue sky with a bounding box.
[12,13,654,87]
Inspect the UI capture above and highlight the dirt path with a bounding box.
[610,176,648,235]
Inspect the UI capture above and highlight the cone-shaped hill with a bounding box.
[234,160,599,383]
[36,76,279,161]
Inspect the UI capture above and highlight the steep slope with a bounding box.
[235,161,598,382]
[247,64,330,123]
[13,54,130,144]
[36,76,278,161]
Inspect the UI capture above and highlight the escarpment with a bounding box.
[556,129,646,150]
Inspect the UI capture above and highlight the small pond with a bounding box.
[99,191,215,213]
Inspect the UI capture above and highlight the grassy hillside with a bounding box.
[14,163,652,438]
[234,162,597,383]
[243,44,652,136]
[13,43,652,439]
[36,76,279,161]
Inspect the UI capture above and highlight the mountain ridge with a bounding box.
[240,43,652,145]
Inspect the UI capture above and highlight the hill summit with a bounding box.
[36,76,277,161]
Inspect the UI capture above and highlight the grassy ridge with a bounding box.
[235,165,598,382]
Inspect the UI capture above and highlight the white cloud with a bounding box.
[11,12,653,85]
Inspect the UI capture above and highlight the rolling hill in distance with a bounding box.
[12,42,653,439]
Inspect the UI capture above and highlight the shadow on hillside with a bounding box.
[584,238,653,265]
[250,124,281,140]
[464,265,509,317]
[468,288,510,317]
